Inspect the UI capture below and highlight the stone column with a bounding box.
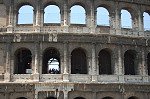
[90,0,96,33]
[63,91,68,99]
[7,1,14,33]
[91,43,97,82]
[35,1,41,32]
[4,42,11,82]
[63,0,69,33]
[138,12,144,36]
[33,42,39,81]
[115,3,121,35]
[109,12,116,34]
[63,42,69,82]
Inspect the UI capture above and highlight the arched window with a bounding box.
[18,5,34,24]
[121,9,132,28]
[147,53,150,75]
[124,50,137,75]
[97,7,109,26]
[16,97,27,99]
[70,5,86,24]
[71,48,87,74]
[102,97,113,99]
[99,49,112,75]
[74,97,86,99]
[42,48,60,74]
[14,48,32,74]
[44,5,60,24]
[143,12,150,31]
[45,96,57,99]
[128,96,138,99]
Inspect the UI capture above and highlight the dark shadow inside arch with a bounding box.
[74,97,86,99]
[124,50,137,75]
[147,53,150,75]
[14,48,32,74]
[128,96,138,99]
[99,49,112,75]
[42,48,60,74]
[71,48,87,74]
[102,97,113,99]
[45,96,57,99]
[16,97,27,99]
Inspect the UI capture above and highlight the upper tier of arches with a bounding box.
[5,0,150,31]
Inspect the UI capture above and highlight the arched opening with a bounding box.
[14,48,32,74]
[70,5,86,24]
[128,96,138,99]
[97,7,109,26]
[18,5,34,24]
[16,97,27,99]
[147,53,150,75]
[44,5,60,24]
[71,48,87,74]
[121,9,132,28]
[102,97,113,99]
[143,12,150,31]
[45,96,57,99]
[74,97,86,99]
[124,50,137,75]
[42,48,60,74]
[99,49,112,75]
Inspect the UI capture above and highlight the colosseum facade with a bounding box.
[0,0,150,99]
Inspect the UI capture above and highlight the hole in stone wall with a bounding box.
[147,53,150,75]
[71,48,87,74]
[74,97,86,99]
[14,48,32,74]
[124,50,137,75]
[16,97,27,99]
[99,49,112,75]
[143,12,150,31]
[42,48,60,74]
[102,97,113,99]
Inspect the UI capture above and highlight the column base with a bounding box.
[4,73,10,82]
[119,75,125,83]
[63,73,69,82]
[33,73,39,82]
[7,26,13,33]
[91,75,98,82]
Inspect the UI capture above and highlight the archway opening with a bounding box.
[44,5,60,24]
[99,49,112,75]
[18,5,34,24]
[124,50,137,75]
[70,5,86,24]
[121,9,132,28]
[97,7,109,26]
[143,12,150,31]
[45,96,57,99]
[71,48,87,74]
[147,53,150,75]
[102,97,113,99]
[42,48,60,74]
[14,48,32,74]
[128,96,138,99]
[74,97,86,99]
[16,97,27,99]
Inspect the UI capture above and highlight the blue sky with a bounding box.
[18,5,150,30]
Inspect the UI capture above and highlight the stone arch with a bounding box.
[128,96,139,99]
[147,52,150,75]
[14,48,32,74]
[70,5,86,24]
[143,10,150,31]
[121,9,132,28]
[102,96,113,99]
[96,6,110,26]
[71,48,87,74]
[44,4,61,24]
[98,48,112,75]
[124,50,137,75]
[17,4,34,24]
[16,97,27,99]
[74,97,86,99]
[42,47,60,74]
[45,96,57,99]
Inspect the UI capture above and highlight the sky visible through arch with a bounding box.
[18,5,150,30]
